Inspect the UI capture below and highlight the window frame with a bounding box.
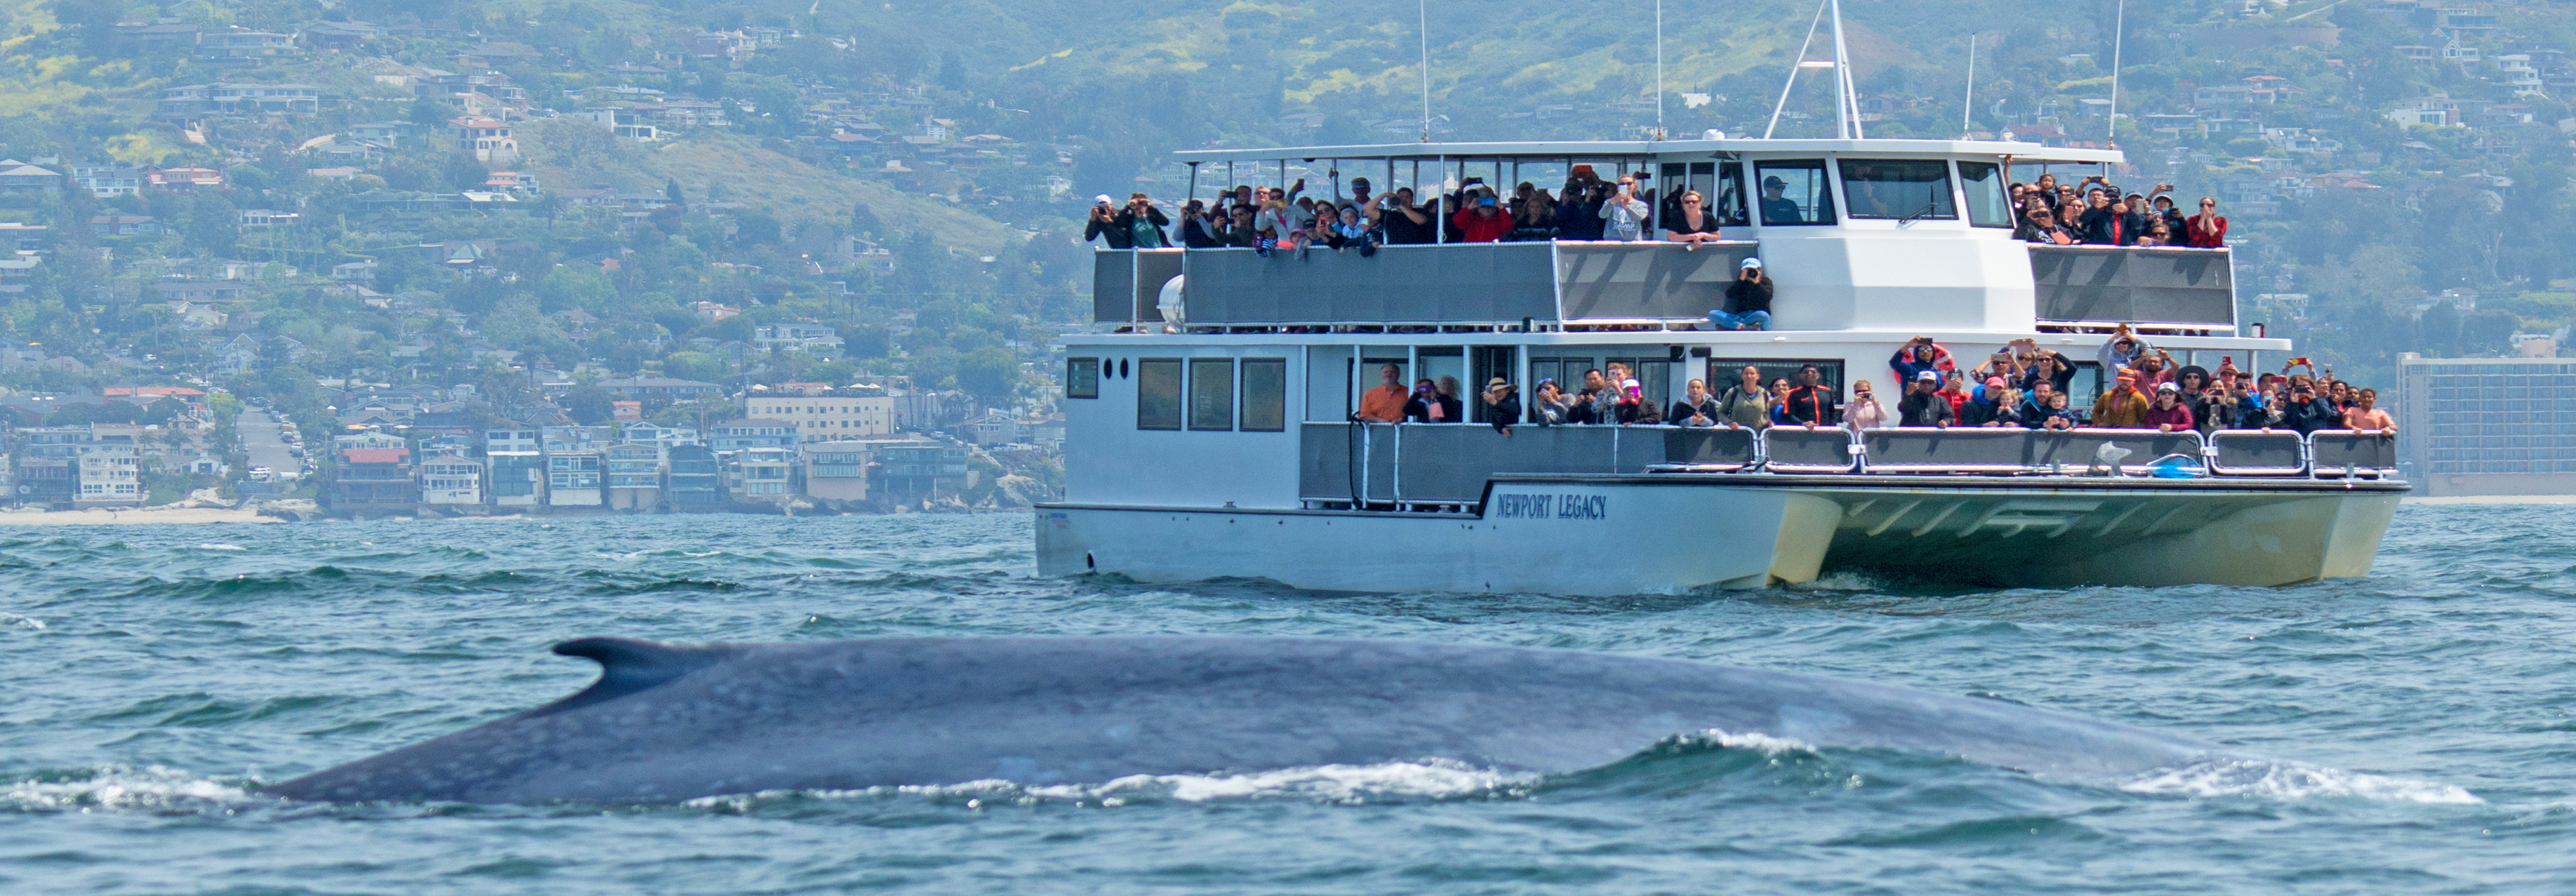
[1135,358,1183,431]
[1240,358,1288,432]
[1188,358,1237,431]
[1835,158,1957,221]
[1066,356,1100,399]
[1957,161,2014,228]
[1752,159,1837,227]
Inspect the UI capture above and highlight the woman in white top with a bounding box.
[1843,378,1890,430]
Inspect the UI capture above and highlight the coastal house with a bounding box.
[72,446,142,509]
[417,453,485,509]
[664,444,721,511]
[605,443,663,511]
[722,446,796,507]
[323,446,413,518]
[486,450,545,507]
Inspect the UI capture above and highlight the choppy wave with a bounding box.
[2120,757,2483,805]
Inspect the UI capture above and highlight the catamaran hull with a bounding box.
[1034,476,2403,595]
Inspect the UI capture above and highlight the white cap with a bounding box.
[1094,194,1114,205]
[1741,257,1763,269]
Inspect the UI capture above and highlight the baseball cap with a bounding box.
[1094,194,1113,205]
[1985,376,2006,389]
[2158,381,2180,392]
[1621,378,1642,389]
[1916,370,1940,382]
[1741,257,1763,269]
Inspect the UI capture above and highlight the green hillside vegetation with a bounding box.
[0,0,2564,431]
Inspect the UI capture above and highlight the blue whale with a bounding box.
[267,636,2218,803]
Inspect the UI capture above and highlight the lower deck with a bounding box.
[1036,471,2405,594]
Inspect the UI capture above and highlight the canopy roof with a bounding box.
[1171,138,2124,166]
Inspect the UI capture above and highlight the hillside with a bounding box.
[0,0,2563,421]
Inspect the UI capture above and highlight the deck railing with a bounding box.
[1095,242,2233,328]
[1298,422,2395,510]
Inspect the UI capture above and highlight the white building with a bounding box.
[418,453,486,507]
[740,394,896,442]
[74,446,142,509]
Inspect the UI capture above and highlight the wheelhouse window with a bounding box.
[1753,159,1835,226]
[1066,356,1100,399]
[1837,159,1955,220]
[1240,359,1287,432]
[1136,359,1182,430]
[1958,161,2012,228]
[1188,358,1235,431]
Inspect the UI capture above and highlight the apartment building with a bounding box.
[737,396,896,443]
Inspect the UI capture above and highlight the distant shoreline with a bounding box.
[0,508,279,525]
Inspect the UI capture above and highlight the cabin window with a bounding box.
[1657,161,1748,229]
[1416,347,1464,414]
[1753,159,1835,226]
[1240,359,1287,432]
[1469,347,1516,424]
[1136,359,1182,430]
[1188,358,1235,431]
[1958,161,2013,228]
[1066,356,1099,399]
[1838,159,1955,220]
[1306,346,1354,422]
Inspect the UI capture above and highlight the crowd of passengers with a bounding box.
[1082,162,1791,255]
[1348,323,2396,440]
[2007,174,2228,248]
[1084,167,2231,252]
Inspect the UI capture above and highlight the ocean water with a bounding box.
[0,507,2570,894]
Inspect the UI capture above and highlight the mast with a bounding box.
[1829,0,1860,139]
[1655,0,1665,140]
[1962,33,1977,138]
[1764,0,1831,140]
[2107,0,2125,147]
[1418,0,1435,142]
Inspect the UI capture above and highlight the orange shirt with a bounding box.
[1357,385,1409,422]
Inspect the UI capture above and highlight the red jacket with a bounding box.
[1452,208,1514,243]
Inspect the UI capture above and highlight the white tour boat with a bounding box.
[1033,131,2403,595]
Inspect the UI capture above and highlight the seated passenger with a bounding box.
[1843,379,1889,430]
[1403,378,1460,422]
[1664,189,1726,248]
[2144,382,2196,433]
[1708,258,1773,331]
[1669,378,1720,427]
[2039,392,2080,430]
[1482,378,1520,437]
[1356,364,1409,422]
[1897,371,1955,427]
[2343,388,2396,435]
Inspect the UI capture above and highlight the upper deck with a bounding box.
[1100,138,2235,336]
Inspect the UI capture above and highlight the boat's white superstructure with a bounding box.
[1035,136,2403,595]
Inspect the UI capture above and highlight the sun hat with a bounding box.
[1486,377,1515,391]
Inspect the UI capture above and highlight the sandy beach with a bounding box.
[0,507,280,525]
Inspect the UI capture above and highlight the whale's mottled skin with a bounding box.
[267,636,2217,803]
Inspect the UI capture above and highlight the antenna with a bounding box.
[1419,0,1435,142]
[1655,0,1665,140]
[1962,32,1977,138]
[2108,0,2125,147]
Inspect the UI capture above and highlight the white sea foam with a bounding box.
[2,765,255,812]
[681,760,1528,811]
[2120,757,2482,805]
[0,613,42,631]
[194,543,246,552]
[1691,730,1821,756]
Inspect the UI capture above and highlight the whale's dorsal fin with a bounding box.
[521,637,743,718]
